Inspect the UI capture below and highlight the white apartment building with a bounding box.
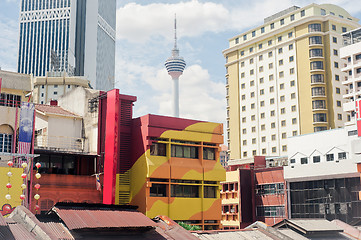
[341,28,361,124]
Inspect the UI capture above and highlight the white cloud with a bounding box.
[0,15,18,71]
[115,59,225,123]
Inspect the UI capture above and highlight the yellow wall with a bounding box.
[0,167,25,216]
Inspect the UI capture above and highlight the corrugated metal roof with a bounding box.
[287,219,343,232]
[154,216,198,240]
[0,214,7,226]
[53,208,157,230]
[43,222,74,240]
[8,223,37,240]
[192,229,276,240]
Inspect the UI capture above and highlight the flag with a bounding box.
[96,174,101,191]
[0,77,2,93]
[18,102,35,155]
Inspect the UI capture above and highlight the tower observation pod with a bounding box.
[165,16,186,118]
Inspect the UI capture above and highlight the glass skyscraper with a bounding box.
[18,0,116,91]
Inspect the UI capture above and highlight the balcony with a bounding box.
[35,135,84,152]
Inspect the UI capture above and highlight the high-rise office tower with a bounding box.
[17,0,116,91]
[223,4,360,160]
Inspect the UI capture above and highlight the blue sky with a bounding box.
[1,0,361,127]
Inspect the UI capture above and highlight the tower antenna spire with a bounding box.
[174,14,177,49]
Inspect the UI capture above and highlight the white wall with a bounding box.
[285,126,360,182]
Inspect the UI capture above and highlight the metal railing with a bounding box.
[35,135,84,152]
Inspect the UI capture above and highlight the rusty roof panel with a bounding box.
[8,223,37,240]
[54,208,157,230]
[43,222,74,240]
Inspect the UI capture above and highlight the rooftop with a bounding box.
[35,104,81,118]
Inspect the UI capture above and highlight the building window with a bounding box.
[282,145,287,152]
[262,136,266,142]
[243,140,247,146]
[338,114,342,120]
[241,94,246,100]
[280,18,284,25]
[269,74,274,81]
[260,77,264,83]
[150,143,166,156]
[336,87,341,94]
[0,93,21,108]
[260,101,265,107]
[203,147,215,160]
[293,131,297,136]
[241,72,245,78]
[280,96,285,102]
[259,43,263,49]
[292,118,297,124]
[326,153,334,161]
[242,106,246,111]
[251,115,255,121]
[301,157,308,164]
[252,31,256,37]
[241,51,244,56]
[278,48,283,54]
[279,71,284,78]
[321,9,326,15]
[250,69,254,75]
[0,133,13,153]
[171,145,198,159]
[251,103,255,109]
[270,110,275,116]
[261,124,265,130]
[290,68,295,74]
[279,59,283,66]
[259,66,264,72]
[280,83,284,90]
[309,49,323,58]
[235,38,239,44]
[291,105,296,111]
[338,152,346,159]
[291,93,296,99]
[281,120,286,126]
[171,185,199,198]
[268,52,273,57]
[312,100,326,109]
[271,134,276,141]
[310,61,324,70]
[252,126,256,132]
[281,108,285,114]
[270,23,274,29]
[54,92,58,95]
[289,56,294,62]
[290,14,295,21]
[291,80,295,86]
[335,75,339,81]
[313,156,321,163]
[271,122,276,128]
[337,101,341,107]
[252,138,256,144]
[272,147,276,153]
[261,113,265,119]
[308,23,321,32]
[259,55,263,61]
[204,186,217,198]
[250,47,254,53]
[54,84,58,88]
[270,98,275,104]
[314,126,327,132]
[251,92,255,98]
[288,32,293,38]
[269,63,273,69]
[261,27,265,33]
[243,34,247,40]
[260,89,264,95]
[311,74,324,83]
[67,85,71,89]
[241,61,245,67]
[342,27,347,33]
[309,36,322,45]
[301,10,305,17]
[333,37,337,43]
[150,184,167,197]
[334,62,339,68]
[241,83,245,89]
[313,113,327,122]
[278,36,282,42]
[333,49,338,56]
[256,183,284,196]
[41,85,44,89]
[270,86,274,92]
[289,45,294,51]
[243,128,247,134]
[262,149,266,154]
[282,132,287,139]
[268,40,272,46]
[243,151,247,157]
